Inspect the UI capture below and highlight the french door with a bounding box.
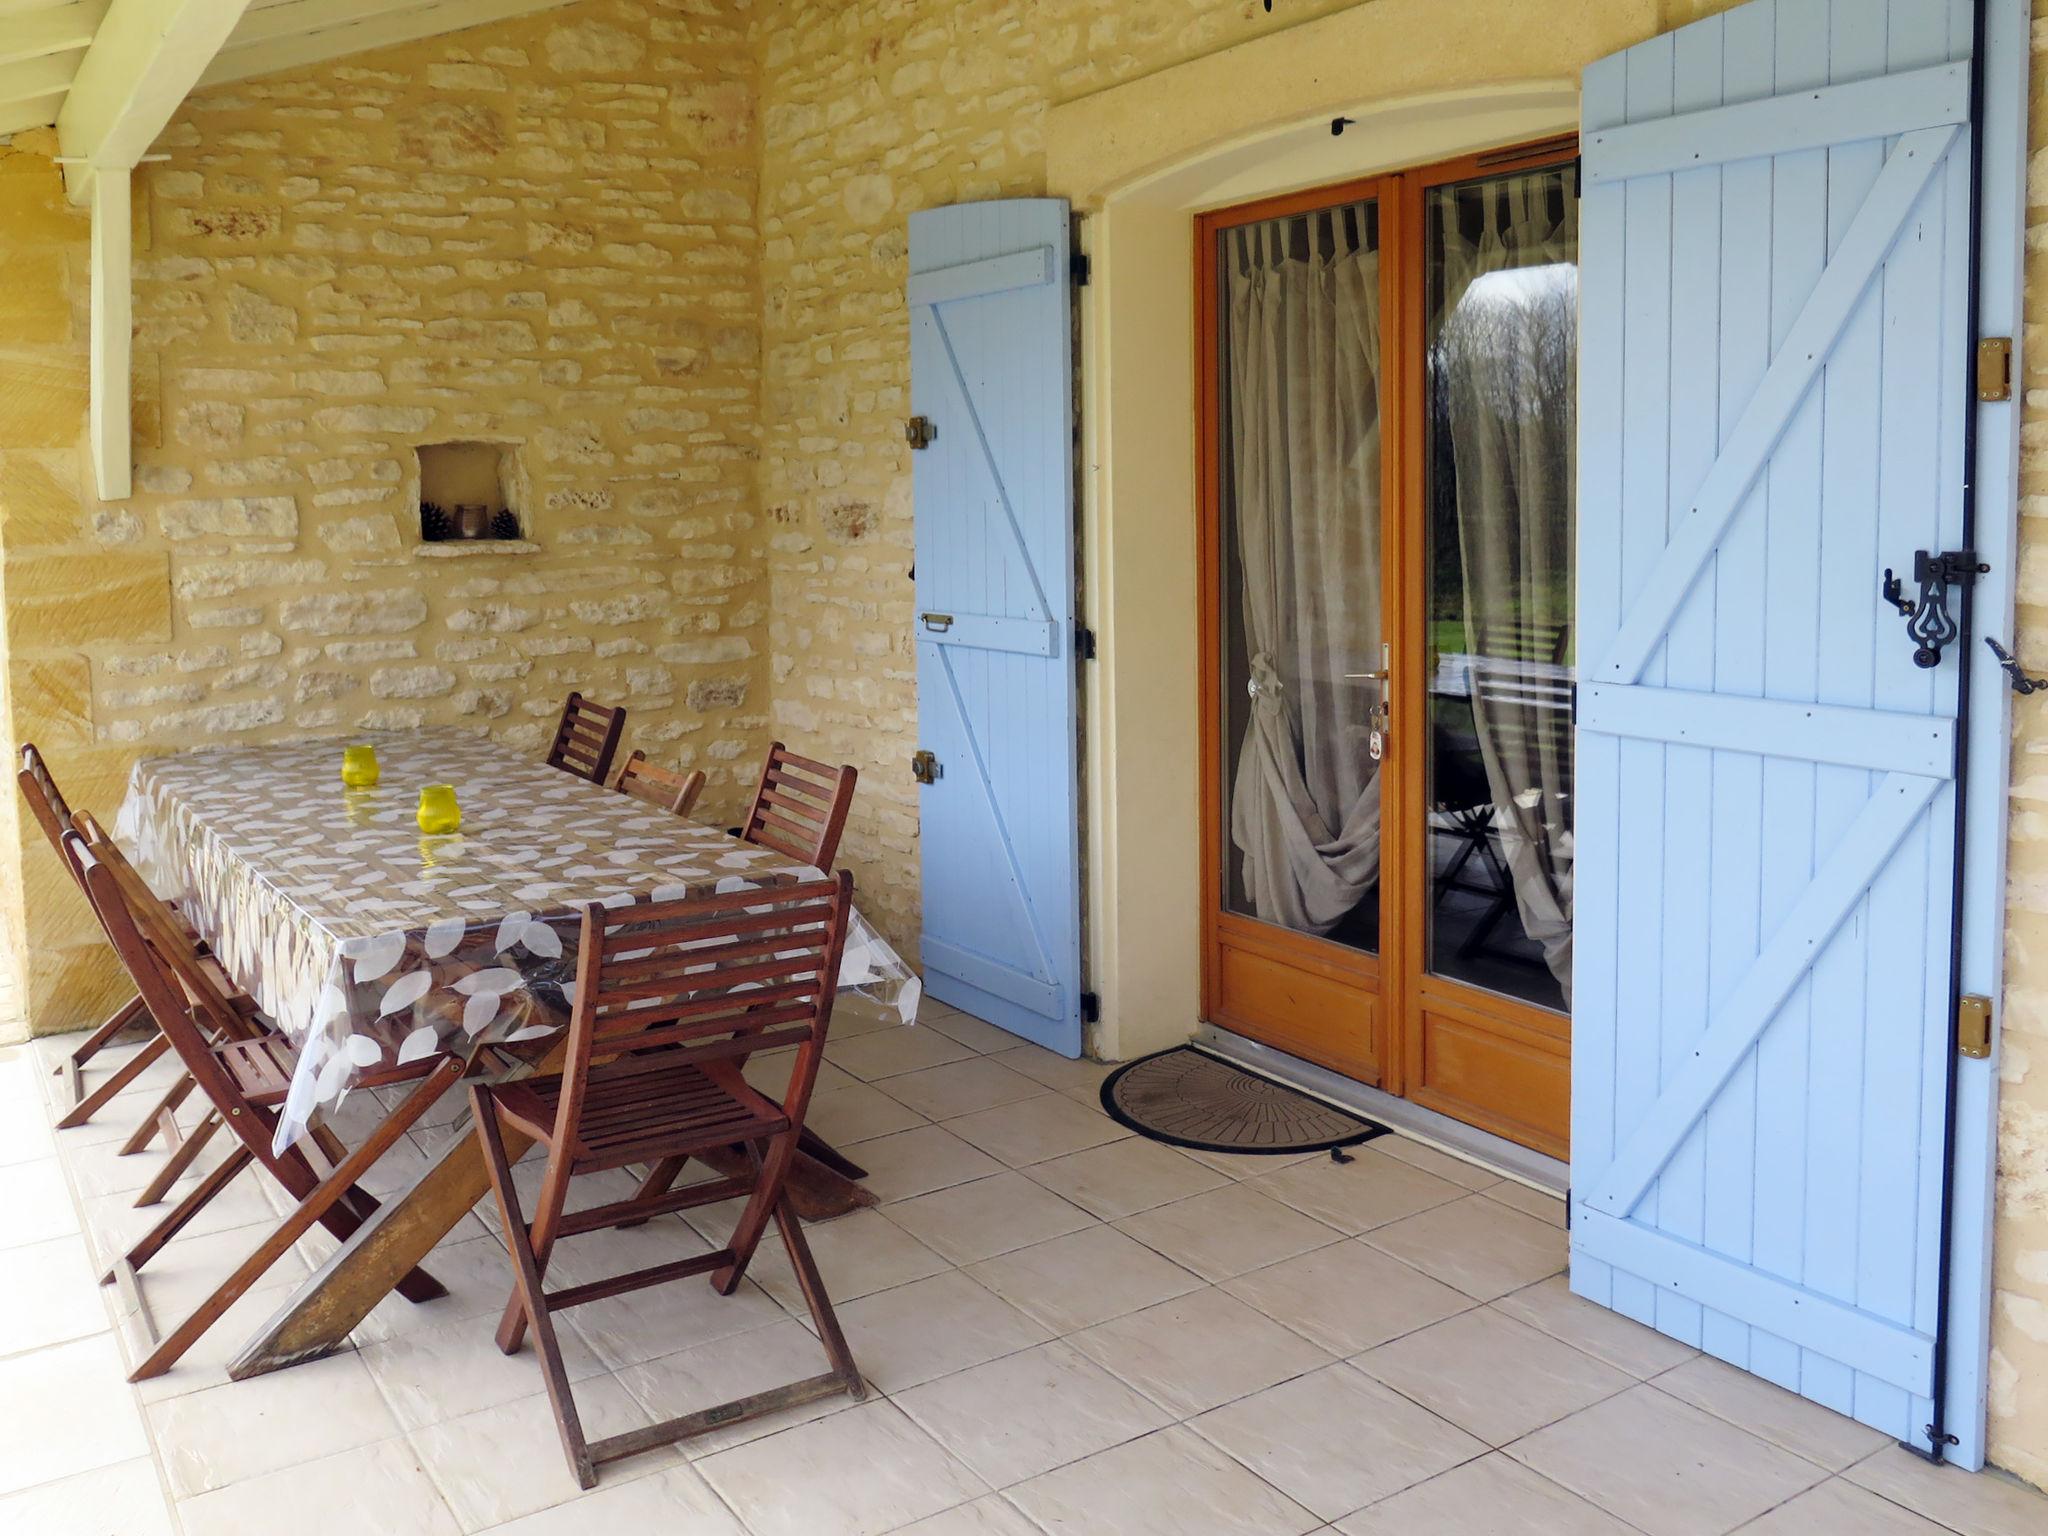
[1196,140,1579,1156]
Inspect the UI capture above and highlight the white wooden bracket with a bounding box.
[89,169,131,502]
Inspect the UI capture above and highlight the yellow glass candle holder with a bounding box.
[416,783,461,834]
[341,743,380,787]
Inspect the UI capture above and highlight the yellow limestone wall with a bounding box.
[0,0,767,1034]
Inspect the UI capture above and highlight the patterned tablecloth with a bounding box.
[114,729,919,1151]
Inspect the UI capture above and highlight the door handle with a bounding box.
[911,750,941,785]
[920,612,954,633]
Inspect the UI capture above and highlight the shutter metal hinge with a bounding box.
[1977,337,2013,402]
[1071,252,1090,287]
[1080,991,1100,1024]
[1075,623,1097,661]
[910,750,940,786]
[905,416,937,450]
[1957,995,1992,1059]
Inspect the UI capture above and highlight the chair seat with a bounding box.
[493,1056,787,1170]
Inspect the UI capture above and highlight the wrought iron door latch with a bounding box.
[1985,637,2048,696]
[1880,549,1986,668]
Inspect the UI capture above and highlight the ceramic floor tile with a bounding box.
[0,1156,80,1250]
[1254,1147,1468,1235]
[743,1048,858,1099]
[1022,1136,1227,1221]
[1364,1193,1565,1300]
[966,1225,1204,1335]
[835,1270,1051,1394]
[1370,1136,1504,1192]
[347,1232,526,1347]
[616,1317,864,1457]
[1482,1178,1567,1227]
[0,1234,108,1356]
[831,993,920,1040]
[125,1277,310,1405]
[1653,1354,1888,1471]
[923,1011,1031,1055]
[1337,1451,1638,1535]
[1222,1238,1473,1355]
[746,1207,951,1312]
[472,1462,746,1534]
[944,1094,1128,1168]
[809,1082,933,1146]
[827,1026,978,1082]
[0,1334,150,1496]
[1844,1445,2048,1536]
[1068,1284,1333,1418]
[884,1170,1094,1265]
[874,1056,1048,1120]
[849,1126,1007,1204]
[1737,1476,1957,1535]
[560,1266,786,1373]
[1115,1181,1343,1282]
[887,1493,1044,1534]
[0,1456,177,1536]
[1006,1424,1321,1536]
[1492,1275,1700,1378]
[148,1349,400,1498]
[410,1376,677,1529]
[358,1310,611,1431]
[697,1399,987,1536]
[989,1045,1115,1095]
[1354,1306,1632,1445]
[1175,1144,1322,1179]
[1508,1383,1828,1536]
[177,1436,462,1536]
[1192,1361,1486,1521]
[0,1085,55,1166]
[895,1339,1172,1488]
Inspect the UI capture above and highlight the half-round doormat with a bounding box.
[1099,1047,1387,1155]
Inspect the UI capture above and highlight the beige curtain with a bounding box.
[1224,209,1384,935]
[1435,178,1578,999]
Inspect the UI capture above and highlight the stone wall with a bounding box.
[0,0,765,1034]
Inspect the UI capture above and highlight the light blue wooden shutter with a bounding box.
[1573,0,1974,1450]
[908,199,1083,1058]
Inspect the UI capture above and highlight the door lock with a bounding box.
[911,750,941,785]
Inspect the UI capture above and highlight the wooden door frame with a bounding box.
[1193,134,1577,1139]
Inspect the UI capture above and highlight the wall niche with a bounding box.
[413,440,535,554]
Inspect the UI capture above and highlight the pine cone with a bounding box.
[420,501,450,541]
[491,508,520,541]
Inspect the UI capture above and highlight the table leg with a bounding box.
[228,1116,875,1380]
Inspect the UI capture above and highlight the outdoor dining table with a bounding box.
[112,726,918,1377]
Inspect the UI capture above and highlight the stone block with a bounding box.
[11,654,92,744]
[0,450,84,547]
[159,496,298,540]
[279,589,429,635]
[0,349,88,449]
[0,252,70,344]
[6,551,172,647]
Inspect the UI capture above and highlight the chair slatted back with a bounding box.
[545,693,627,784]
[555,874,854,1144]
[613,750,706,817]
[740,743,857,870]
[63,832,255,1120]
[72,815,254,1044]
[18,744,80,879]
[1473,617,1570,665]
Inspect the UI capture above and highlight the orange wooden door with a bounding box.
[1196,139,1577,1157]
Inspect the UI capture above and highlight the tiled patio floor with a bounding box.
[4,1001,2045,1535]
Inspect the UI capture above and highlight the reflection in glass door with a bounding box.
[1217,199,1385,955]
[1422,163,1579,1015]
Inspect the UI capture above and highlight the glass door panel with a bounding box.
[1421,163,1579,1013]
[1214,198,1385,955]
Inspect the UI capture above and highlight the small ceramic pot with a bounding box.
[341,744,380,787]
[416,783,461,834]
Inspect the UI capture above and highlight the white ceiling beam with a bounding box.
[56,0,255,202]
[0,50,82,105]
[0,1,107,66]
[0,88,66,131]
[202,0,574,88]
[89,168,131,500]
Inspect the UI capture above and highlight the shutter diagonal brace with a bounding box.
[1593,125,1958,686]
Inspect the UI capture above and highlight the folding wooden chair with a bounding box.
[611,750,706,817]
[739,742,858,870]
[65,827,464,1381]
[471,873,865,1487]
[17,744,192,1145]
[544,692,627,785]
